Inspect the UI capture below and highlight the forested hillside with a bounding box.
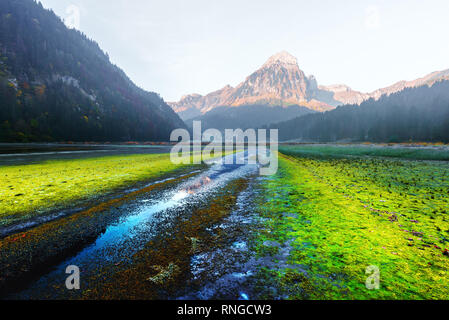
[0,0,185,142]
[185,104,315,132]
[269,81,449,142]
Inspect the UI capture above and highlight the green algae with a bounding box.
[0,151,228,228]
[79,178,250,300]
[255,149,449,300]
[280,144,449,161]
[0,153,189,227]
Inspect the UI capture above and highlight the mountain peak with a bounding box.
[263,51,298,68]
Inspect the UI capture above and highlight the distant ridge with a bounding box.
[269,80,449,143]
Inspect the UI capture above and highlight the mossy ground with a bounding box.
[0,170,201,296]
[280,144,449,161]
[0,151,227,228]
[4,145,449,300]
[81,178,250,300]
[254,146,449,299]
[0,153,191,227]
[17,177,250,300]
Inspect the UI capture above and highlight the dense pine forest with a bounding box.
[270,81,449,143]
[185,104,315,131]
[0,0,185,142]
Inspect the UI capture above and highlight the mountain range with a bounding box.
[170,51,449,128]
[1,0,448,144]
[268,80,449,143]
[0,0,185,142]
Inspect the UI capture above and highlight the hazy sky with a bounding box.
[39,0,449,101]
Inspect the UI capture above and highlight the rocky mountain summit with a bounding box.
[170,51,337,120]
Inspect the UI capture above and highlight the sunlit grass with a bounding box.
[0,153,199,228]
[0,149,235,228]
[255,147,449,299]
[279,144,449,161]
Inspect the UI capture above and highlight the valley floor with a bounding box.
[1,144,449,299]
[254,148,449,299]
[0,152,194,230]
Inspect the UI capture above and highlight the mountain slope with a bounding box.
[369,69,449,100]
[185,104,315,132]
[318,84,370,105]
[0,0,185,142]
[269,80,449,143]
[227,52,332,111]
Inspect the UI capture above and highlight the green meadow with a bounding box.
[254,145,449,299]
[279,144,449,161]
[2,143,449,300]
[0,153,192,227]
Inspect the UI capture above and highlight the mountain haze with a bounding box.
[170,51,337,121]
[185,104,315,133]
[368,69,449,100]
[269,80,449,143]
[0,0,185,142]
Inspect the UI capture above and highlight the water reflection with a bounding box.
[13,151,258,299]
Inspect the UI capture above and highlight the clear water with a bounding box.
[13,152,258,299]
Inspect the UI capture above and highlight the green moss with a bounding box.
[255,150,449,299]
[0,153,196,227]
[279,144,449,161]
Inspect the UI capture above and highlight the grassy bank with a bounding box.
[0,170,202,296]
[255,150,449,299]
[279,144,449,161]
[0,153,196,228]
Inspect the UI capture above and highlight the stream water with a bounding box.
[11,152,260,299]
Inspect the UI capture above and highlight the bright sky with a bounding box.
[39,0,449,102]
